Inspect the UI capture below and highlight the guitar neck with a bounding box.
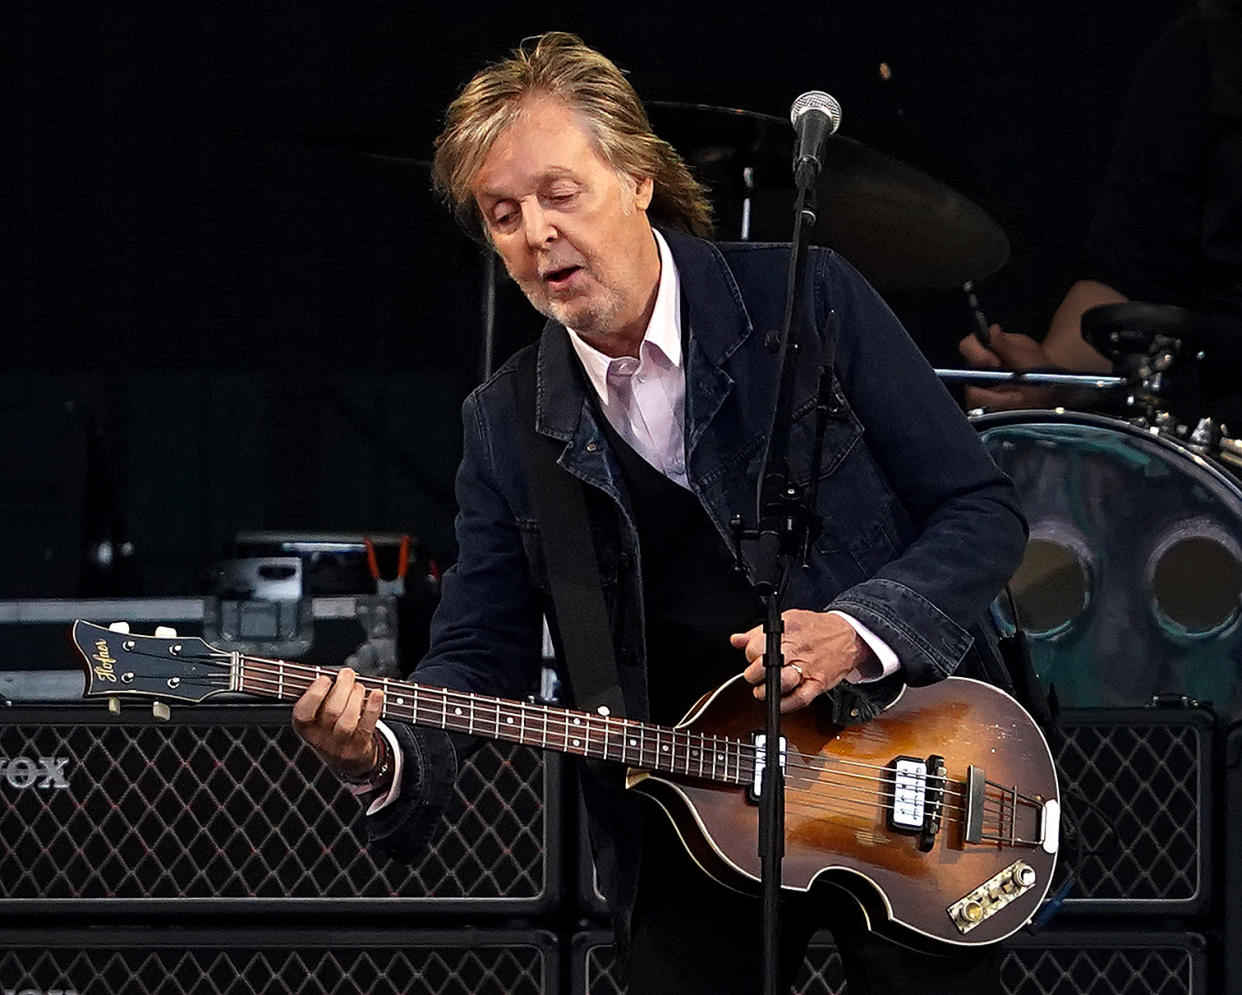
[234,656,751,787]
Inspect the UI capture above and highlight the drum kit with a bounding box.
[648,101,1242,718]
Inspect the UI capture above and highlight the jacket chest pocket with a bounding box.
[785,378,863,485]
[785,391,905,579]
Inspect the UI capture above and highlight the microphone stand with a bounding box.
[733,159,834,995]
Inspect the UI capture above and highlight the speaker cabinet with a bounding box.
[570,928,1208,995]
[0,703,561,915]
[1054,705,1215,915]
[1224,721,1242,994]
[0,928,558,995]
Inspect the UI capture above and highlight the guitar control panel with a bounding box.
[947,860,1038,934]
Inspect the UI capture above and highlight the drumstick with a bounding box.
[963,280,992,348]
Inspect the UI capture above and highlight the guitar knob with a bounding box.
[1016,863,1037,888]
[958,901,984,925]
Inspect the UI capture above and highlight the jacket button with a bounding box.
[586,441,598,453]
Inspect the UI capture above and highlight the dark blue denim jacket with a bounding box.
[364,228,1028,947]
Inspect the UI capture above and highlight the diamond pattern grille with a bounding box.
[579,934,1200,995]
[1002,943,1197,995]
[0,708,551,903]
[1056,712,1206,906]
[581,939,849,995]
[0,936,549,995]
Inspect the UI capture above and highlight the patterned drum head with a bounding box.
[975,410,1242,716]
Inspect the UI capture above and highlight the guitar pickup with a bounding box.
[888,757,928,831]
[888,754,945,851]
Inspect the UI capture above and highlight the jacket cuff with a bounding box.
[362,722,460,863]
[829,577,973,686]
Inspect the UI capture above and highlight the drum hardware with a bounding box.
[935,369,1129,389]
[939,362,1237,463]
[1219,436,1242,472]
[1082,301,1215,428]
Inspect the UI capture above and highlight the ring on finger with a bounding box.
[786,663,804,681]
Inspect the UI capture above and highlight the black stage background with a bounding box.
[2,0,1182,594]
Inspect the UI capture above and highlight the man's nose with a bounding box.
[522,203,556,248]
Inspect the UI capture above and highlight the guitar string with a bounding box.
[231,659,1036,829]
[229,658,1037,817]
[113,647,1030,840]
[231,660,971,791]
[123,647,1034,831]
[142,653,1028,839]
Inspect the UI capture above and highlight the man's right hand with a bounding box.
[291,667,386,781]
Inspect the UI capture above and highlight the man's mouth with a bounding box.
[542,264,583,290]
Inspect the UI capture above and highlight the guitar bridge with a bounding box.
[963,765,1060,852]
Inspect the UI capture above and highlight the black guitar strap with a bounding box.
[514,346,626,719]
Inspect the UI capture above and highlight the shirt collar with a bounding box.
[567,227,682,405]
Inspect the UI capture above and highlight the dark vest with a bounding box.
[596,415,764,725]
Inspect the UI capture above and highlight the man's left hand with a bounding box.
[731,610,872,712]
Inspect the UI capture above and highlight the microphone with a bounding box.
[790,91,843,188]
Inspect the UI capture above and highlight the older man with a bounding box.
[293,32,1027,994]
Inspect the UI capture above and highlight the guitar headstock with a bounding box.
[71,620,234,703]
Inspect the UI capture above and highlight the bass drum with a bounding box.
[975,410,1242,716]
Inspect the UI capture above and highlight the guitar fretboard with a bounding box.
[236,658,754,787]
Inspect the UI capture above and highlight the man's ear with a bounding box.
[634,175,654,212]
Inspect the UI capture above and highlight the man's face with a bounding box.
[471,97,660,356]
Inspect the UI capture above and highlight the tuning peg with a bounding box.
[154,626,178,638]
[108,621,131,633]
[107,697,121,715]
[152,701,171,722]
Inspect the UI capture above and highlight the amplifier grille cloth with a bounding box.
[581,934,1201,995]
[0,936,550,995]
[0,713,548,901]
[1057,715,1204,905]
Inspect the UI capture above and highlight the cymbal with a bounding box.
[647,101,1010,291]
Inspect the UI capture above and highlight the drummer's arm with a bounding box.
[1042,279,1128,372]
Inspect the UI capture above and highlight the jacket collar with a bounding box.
[533,226,755,442]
